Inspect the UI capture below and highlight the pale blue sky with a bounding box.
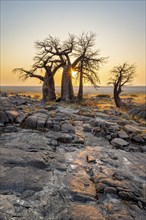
[1,0,145,86]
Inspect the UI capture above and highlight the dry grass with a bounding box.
[6,91,145,123]
[120,94,146,105]
[9,92,42,99]
[77,93,146,124]
[8,90,145,105]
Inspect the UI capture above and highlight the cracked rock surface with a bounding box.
[0,96,146,220]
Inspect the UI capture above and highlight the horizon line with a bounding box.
[0,85,145,87]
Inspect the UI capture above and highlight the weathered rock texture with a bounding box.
[0,95,146,220]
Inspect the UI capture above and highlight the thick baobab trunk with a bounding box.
[61,65,74,101]
[77,71,83,100]
[113,84,122,107]
[68,75,74,99]
[42,71,56,101]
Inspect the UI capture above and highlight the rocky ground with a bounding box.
[0,94,146,220]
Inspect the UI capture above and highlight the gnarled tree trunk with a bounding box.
[77,61,83,100]
[113,84,123,107]
[77,71,83,100]
[42,70,56,101]
[61,65,74,101]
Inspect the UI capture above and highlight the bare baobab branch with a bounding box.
[13,68,44,81]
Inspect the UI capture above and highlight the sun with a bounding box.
[72,70,77,77]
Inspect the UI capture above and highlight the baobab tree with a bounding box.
[13,34,79,101]
[13,36,66,101]
[37,33,94,101]
[33,55,64,101]
[13,54,64,101]
[76,55,106,100]
[54,35,76,100]
[35,34,77,101]
[74,32,107,100]
[13,33,108,102]
[108,62,136,107]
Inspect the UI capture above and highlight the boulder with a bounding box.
[15,113,26,124]
[57,133,73,143]
[46,120,52,129]
[0,111,9,124]
[132,135,145,143]
[124,125,141,134]
[111,138,129,148]
[5,110,19,123]
[83,124,92,132]
[92,127,101,135]
[100,130,107,137]
[34,113,48,119]
[61,124,75,133]
[92,119,106,127]
[95,183,106,193]
[118,131,129,139]
[53,124,60,132]
[105,135,112,141]
[74,136,84,144]
[24,112,49,130]
[110,132,118,139]
[0,97,14,111]
[109,124,120,131]
[36,114,48,129]
[98,121,108,129]
[25,116,37,129]
[104,187,117,195]
[14,99,27,105]
[37,118,47,129]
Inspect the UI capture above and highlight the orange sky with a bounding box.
[1,1,145,86]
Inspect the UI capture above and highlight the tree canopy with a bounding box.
[13,32,107,101]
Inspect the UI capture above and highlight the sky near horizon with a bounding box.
[1,0,145,86]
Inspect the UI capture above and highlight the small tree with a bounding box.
[74,32,107,100]
[108,62,136,107]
